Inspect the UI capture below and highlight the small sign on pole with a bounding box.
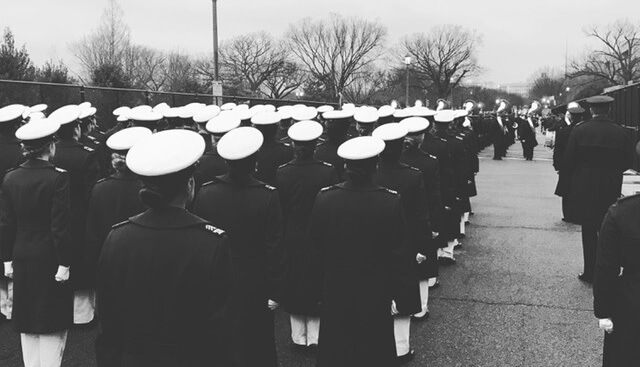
[212,80,223,106]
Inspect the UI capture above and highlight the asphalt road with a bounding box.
[0,136,603,366]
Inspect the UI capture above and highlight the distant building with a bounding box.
[474,82,531,98]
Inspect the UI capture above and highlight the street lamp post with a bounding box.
[211,0,221,104]
[404,56,411,108]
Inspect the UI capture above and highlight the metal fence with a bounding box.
[0,79,337,130]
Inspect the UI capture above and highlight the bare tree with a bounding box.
[570,19,640,85]
[528,67,565,100]
[287,14,387,101]
[402,25,482,98]
[219,32,288,96]
[342,67,389,104]
[123,45,167,91]
[165,51,207,93]
[70,0,131,79]
[262,61,307,99]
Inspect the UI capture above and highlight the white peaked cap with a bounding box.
[106,127,152,151]
[15,117,60,141]
[217,126,264,161]
[399,117,430,133]
[372,123,408,141]
[288,120,323,141]
[126,129,205,176]
[337,136,385,160]
[206,111,241,135]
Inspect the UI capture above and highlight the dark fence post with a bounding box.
[39,84,44,103]
[145,91,151,105]
[80,86,85,103]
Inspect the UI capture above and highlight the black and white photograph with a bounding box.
[0,0,639,366]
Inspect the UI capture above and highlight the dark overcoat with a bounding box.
[255,141,294,186]
[0,133,23,280]
[316,141,346,181]
[516,117,539,148]
[193,146,227,190]
[0,159,72,333]
[373,161,436,281]
[85,171,144,286]
[275,157,339,316]
[95,207,233,367]
[192,175,286,367]
[553,120,575,197]
[52,139,100,290]
[308,181,418,367]
[563,117,634,227]
[594,194,640,367]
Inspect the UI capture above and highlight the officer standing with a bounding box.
[252,111,294,186]
[49,105,101,325]
[0,117,72,367]
[85,127,150,291]
[563,96,635,283]
[593,143,640,366]
[372,123,426,364]
[553,104,584,223]
[308,136,417,366]
[193,127,286,367]
[276,120,339,351]
[316,110,354,180]
[0,104,26,321]
[96,129,233,366]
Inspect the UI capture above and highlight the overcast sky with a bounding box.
[1,0,638,84]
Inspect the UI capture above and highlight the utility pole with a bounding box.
[211,0,222,104]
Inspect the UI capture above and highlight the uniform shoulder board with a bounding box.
[55,167,67,173]
[439,137,448,143]
[95,177,109,184]
[455,136,463,141]
[263,184,276,191]
[618,193,640,203]
[278,162,290,169]
[408,165,420,172]
[88,136,97,142]
[111,220,130,229]
[322,161,333,167]
[5,166,18,174]
[320,185,338,192]
[429,154,437,160]
[282,142,291,147]
[204,224,225,236]
[201,180,217,187]
[82,145,95,152]
[383,188,398,195]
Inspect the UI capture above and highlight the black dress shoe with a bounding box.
[411,312,429,321]
[429,280,440,289]
[437,257,456,266]
[578,273,593,284]
[397,350,415,365]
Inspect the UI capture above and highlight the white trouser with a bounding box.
[414,279,430,317]
[290,315,320,346]
[459,215,466,235]
[427,277,436,287]
[21,330,68,367]
[463,212,470,223]
[393,316,411,356]
[0,280,13,319]
[73,290,95,324]
[438,240,456,259]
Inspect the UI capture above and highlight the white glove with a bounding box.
[391,300,399,316]
[598,318,613,334]
[416,253,427,264]
[3,262,13,279]
[267,299,279,311]
[54,266,70,283]
[432,232,439,239]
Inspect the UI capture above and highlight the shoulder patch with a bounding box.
[263,184,276,191]
[204,224,225,236]
[82,145,94,152]
[111,220,130,229]
[320,185,338,192]
[55,167,67,173]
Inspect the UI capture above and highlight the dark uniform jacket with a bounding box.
[563,117,634,226]
[275,157,339,316]
[193,174,286,367]
[594,194,640,366]
[553,119,575,197]
[255,140,294,186]
[374,161,437,281]
[86,171,144,287]
[193,146,227,191]
[96,206,233,367]
[82,131,108,178]
[52,139,100,290]
[308,181,418,367]
[316,140,346,181]
[0,133,24,280]
[401,145,443,234]
[0,159,72,333]
[516,117,539,148]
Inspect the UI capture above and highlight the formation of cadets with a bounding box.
[0,95,547,367]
